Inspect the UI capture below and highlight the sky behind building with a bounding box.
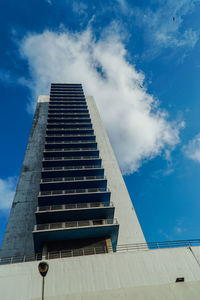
[1,0,200,244]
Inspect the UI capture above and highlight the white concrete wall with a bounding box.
[1,96,49,257]
[86,96,145,244]
[1,247,200,299]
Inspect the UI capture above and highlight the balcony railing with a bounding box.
[41,175,104,183]
[45,141,96,144]
[43,156,99,161]
[39,187,109,196]
[47,122,92,126]
[46,128,93,132]
[34,218,117,231]
[2,239,200,265]
[44,148,96,152]
[42,165,101,171]
[48,113,89,116]
[46,134,93,137]
[48,117,91,120]
[37,201,113,212]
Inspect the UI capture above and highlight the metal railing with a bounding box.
[34,218,117,231]
[46,128,93,132]
[44,148,97,152]
[37,201,113,212]
[42,165,101,171]
[39,187,109,197]
[40,175,104,183]
[47,122,92,126]
[48,113,89,116]
[2,239,200,265]
[43,156,99,161]
[48,117,90,120]
[45,141,95,145]
[45,134,93,137]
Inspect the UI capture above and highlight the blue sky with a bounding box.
[1,0,200,245]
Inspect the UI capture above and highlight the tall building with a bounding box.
[1,83,145,258]
[1,84,200,300]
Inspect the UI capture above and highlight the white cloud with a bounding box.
[183,134,200,162]
[0,177,16,211]
[20,28,183,174]
[134,0,200,56]
[45,0,52,5]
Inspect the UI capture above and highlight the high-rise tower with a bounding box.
[1,83,145,258]
[1,84,200,300]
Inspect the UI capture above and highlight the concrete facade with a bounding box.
[87,96,145,244]
[1,96,49,257]
[1,93,145,258]
[1,246,200,299]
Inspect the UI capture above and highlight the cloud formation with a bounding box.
[20,29,183,173]
[183,134,200,162]
[0,177,16,211]
[134,0,200,57]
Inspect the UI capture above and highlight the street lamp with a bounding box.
[38,262,49,300]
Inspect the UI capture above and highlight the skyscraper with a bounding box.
[1,83,145,258]
[1,84,200,300]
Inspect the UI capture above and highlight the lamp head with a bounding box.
[38,261,49,277]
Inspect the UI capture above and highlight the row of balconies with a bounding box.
[47,122,92,129]
[48,109,88,113]
[49,105,87,109]
[43,152,99,160]
[44,147,97,152]
[43,155,98,160]
[41,175,104,183]
[45,140,96,145]
[49,100,86,104]
[47,118,91,123]
[41,167,104,181]
[46,128,93,134]
[45,137,95,144]
[42,165,102,171]
[46,133,93,137]
[42,158,101,168]
[39,187,108,196]
[34,218,117,231]
[50,96,85,100]
[43,150,98,158]
[37,201,113,212]
[50,87,83,90]
[36,202,114,223]
[40,181,107,193]
[48,113,89,116]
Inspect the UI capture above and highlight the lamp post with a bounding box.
[38,262,49,300]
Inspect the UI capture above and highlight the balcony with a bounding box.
[49,101,86,105]
[45,141,97,150]
[36,201,115,223]
[47,117,91,123]
[41,166,104,179]
[43,149,98,158]
[44,147,97,152]
[42,156,101,169]
[48,109,89,113]
[45,134,95,142]
[33,218,119,252]
[49,105,87,109]
[38,187,111,206]
[46,123,92,129]
[46,129,94,135]
[48,113,90,117]
[40,175,107,191]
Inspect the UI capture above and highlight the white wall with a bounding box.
[86,96,145,244]
[1,246,200,299]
